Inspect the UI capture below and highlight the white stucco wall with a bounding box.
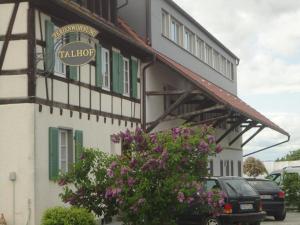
[0,104,35,225]
[34,105,138,224]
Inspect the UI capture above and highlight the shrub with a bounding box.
[243,157,267,177]
[59,126,225,225]
[41,207,95,225]
[282,173,300,211]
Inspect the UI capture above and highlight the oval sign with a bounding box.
[57,41,96,66]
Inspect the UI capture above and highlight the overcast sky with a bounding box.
[174,0,300,161]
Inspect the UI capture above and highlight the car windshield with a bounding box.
[248,180,279,191]
[222,179,257,197]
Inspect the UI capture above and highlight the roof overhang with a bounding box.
[119,18,290,153]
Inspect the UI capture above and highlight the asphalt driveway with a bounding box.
[262,212,299,225]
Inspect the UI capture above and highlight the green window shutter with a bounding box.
[68,33,78,80]
[95,44,102,87]
[45,20,55,74]
[74,130,83,162]
[112,50,120,93]
[131,58,138,98]
[49,127,59,180]
[119,54,124,94]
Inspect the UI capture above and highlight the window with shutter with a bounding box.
[112,49,120,93]
[131,57,138,98]
[101,47,111,90]
[74,130,83,162]
[45,20,55,74]
[123,57,130,96]
[49,127,59,180]
[95,44,103,87]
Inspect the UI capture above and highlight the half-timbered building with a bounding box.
[0,0,289,225]
[0,1,153,224]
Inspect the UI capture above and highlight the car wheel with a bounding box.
[203,217,222,225]
[274,210,286,221]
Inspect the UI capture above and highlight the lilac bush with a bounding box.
[59,126,225,225]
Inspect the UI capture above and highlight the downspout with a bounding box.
[142,56,156,130]
[146,0,152,45]
[243,134,290,157]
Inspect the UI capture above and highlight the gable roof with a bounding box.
[118,18,289,137]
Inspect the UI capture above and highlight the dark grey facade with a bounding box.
[119,0,239,94]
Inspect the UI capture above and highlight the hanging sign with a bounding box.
[53,24,99,66]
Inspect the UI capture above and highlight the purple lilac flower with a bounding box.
[198,141,209,153]
[187,197,194,204]
[172,127,181,139]
[110,161,118,170]
[138,198,146,205]
[107,169,114,178]
[216,144,223,153]
[129,158,138,168]
[162,150,169,161]
[177,192,185,203]
[111,134,121,143]
[127,177,135,187]
[150,133,157,143]
[121,167,130,176]
[207,135,216,144]
[154,146,163,153]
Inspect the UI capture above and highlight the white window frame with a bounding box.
[59,129,69,174]
[162,10,170,37]
[205,44,213,66]
[102,48,110,90]
[221,56,227,75]
[196,38,205,61]
[184,28,195,53]
[123,57,130,97]
[213,50,220,71]
[170,17,182,45]
[54,25,66,77]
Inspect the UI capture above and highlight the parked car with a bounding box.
[266,166,300,186]
[246,178,286,221]
[178,177,265,225]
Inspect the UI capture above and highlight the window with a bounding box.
[231,160,234,176]
[170,17,182,45]
[225,160,230,176]
[59,129,69,173]
[54,26,66,76]
[220,160,224,176]
[221,56,227,75]
[226,60,232,79]
[238,161,242,177]
[102,48,110,90]
[204,180,220,191]
[196,38,205,61]
[213,50,220,71]
[184,28,195,53]
[162,10,169,37]
[209,160,214,176]
[205,44,213,66]
[123,58,130,96]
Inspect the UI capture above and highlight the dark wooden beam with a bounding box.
[146,90,202,96]
[146,91,191,132]
[0,69,28,75]
[28,4,36,97]
[0,33,28,41]
[217,118,245,144]
[36,71,141,103]
[190,114,230,127]
[241,126,265,147]
[0,2,19,72]
[162,105,225,123]
[229,122,257,146]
